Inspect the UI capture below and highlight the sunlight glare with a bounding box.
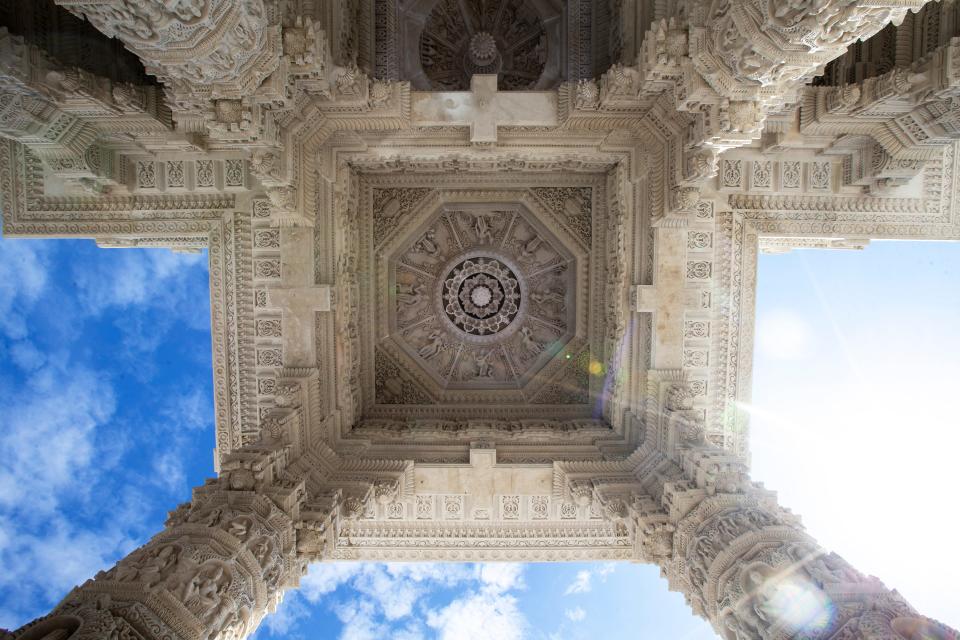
[756,309,812,360]
[762,577,834,634]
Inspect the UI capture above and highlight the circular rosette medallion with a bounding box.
[442,257,521,335]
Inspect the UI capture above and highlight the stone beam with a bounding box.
[414,448,553,519]
[412,75,558,144]
[694,0,929,92]
[263,228,331,369]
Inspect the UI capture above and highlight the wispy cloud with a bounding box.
[565,606,587,622]
[564,570,592,595]
[0,241,51,340]
[564,563,616,595]
[426,590,526,640]
[264,562,528,640]
[0,239,215,629]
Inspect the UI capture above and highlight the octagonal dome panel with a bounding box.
[387,203,577,390]
[357,177,607,421]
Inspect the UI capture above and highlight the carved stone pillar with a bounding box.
[678,497,960,639]
[692,0,929,92]
[9,446,311,640]
[55,0,280,96]
[637,445,959,640]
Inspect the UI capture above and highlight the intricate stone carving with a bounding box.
[441,257,521,336]
[15,447,305,640]
[4,5,959,638]
[382,197,583,398]
[57,0,278,91]
[418,0,549,90]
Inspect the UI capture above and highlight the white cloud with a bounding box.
[564,570,592,595]
[165,388,214,431]
[151,449,187,495]
[0,361,115,513]
[757,308,813,361]
[0,240,50,340]
[0,241,216,629]
[476,563,524,593]
[70,248,211,356]
[335,599,389,640]
[270,563,528,640]
[262,593,310,636]
[565,606,586,622]
[0,356,135,627]
[392,623,426,640]
[9,340,45,371]
[564,564,616,596]
[300,563,367,599]
[72,249,204,313]
[426,591,526,640]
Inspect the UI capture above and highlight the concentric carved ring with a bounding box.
[442,257,521,335]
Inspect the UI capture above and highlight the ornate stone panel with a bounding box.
[397,0,564,90]
[386,202,577,391]
[355,173,613,425]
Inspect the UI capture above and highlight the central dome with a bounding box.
[418,0,548,90]
[443,257,521,335]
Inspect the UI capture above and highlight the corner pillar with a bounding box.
[636,446,959,639]
[7,446,327,640]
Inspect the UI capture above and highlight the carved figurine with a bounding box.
[414,229,439,256]
[519,234,544,261]
[519,326,544,356]
[531,290,565,313]
[417,330,444,360]
[474,350,495,378]
[474,214,494,244]
[397,282,425,306]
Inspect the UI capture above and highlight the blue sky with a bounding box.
[0,236,956,637]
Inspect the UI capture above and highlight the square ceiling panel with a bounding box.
[356,173,611,423]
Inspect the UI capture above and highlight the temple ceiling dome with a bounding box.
[399,0,564,90]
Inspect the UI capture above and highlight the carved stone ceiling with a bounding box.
[356,174,609,424]
[399,0,562,90]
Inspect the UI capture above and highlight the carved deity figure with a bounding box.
[182,563,228,620]
[115,544,179,589]
[474,214,494,244]
[519,326,544,356]
[531,290,565,313]
[189,506,224,527]
[414,229,439,256]
[474,350,494,378]
[227,517,251,541]
[397,282,425,306]
[417,330,444,360]
[519,234,544,261]
[252,538,272,565]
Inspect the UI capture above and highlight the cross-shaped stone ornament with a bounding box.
[264,285,331,368]
[412,75,559,144]
[414,447,551,518]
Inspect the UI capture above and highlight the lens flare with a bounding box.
[762,577,834,634]
[588,360,605,376]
